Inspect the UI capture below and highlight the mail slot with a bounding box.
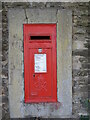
[24,24,57,103]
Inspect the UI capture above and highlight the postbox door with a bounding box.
[29,48,52,102]
[24,24,57,103]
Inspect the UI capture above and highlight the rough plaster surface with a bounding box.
[57,9,72,115]
[8,9,26,118]
[8,8,72,118]
[26,8,57,23]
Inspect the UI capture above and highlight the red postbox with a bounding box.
[24,24,57,103]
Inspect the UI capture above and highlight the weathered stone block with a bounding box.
[73,56,82,69]
[26,8,57,23]
[73,50,88,57]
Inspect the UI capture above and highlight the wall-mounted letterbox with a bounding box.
[24,24,57,103]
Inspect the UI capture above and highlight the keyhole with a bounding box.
[33,74,35,77]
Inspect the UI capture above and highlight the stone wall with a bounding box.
[1,2,90,119]
[0,2,2,120]
[2,2,10,120]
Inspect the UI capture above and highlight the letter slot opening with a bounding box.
[30,36,50,40]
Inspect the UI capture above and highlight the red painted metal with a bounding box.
[24,24,57,103]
